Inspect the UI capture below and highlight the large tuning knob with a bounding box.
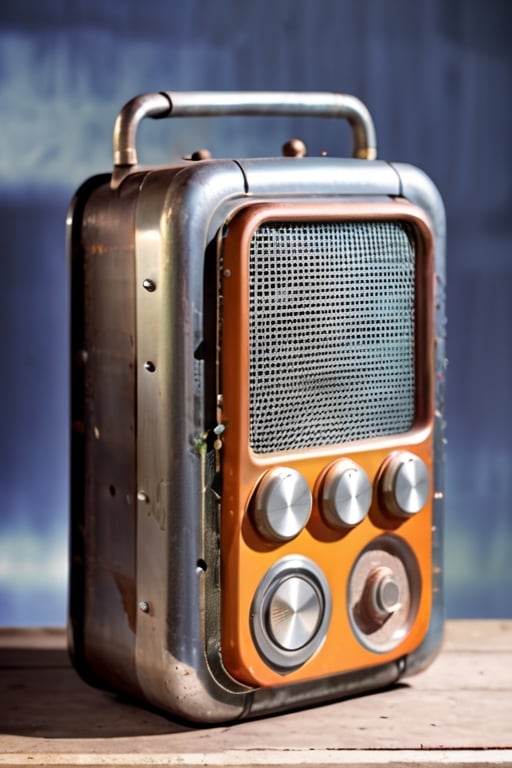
[266,575,323,651]
[379,451,430,519]
[251,556,332,672]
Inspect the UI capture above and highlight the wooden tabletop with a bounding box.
[0,621,511,767]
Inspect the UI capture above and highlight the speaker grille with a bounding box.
[248,220,416,454]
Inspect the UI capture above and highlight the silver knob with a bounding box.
[251,556,331,671]
[380,451,430,518]
[252,467,312,542]
[321,459,372,528]
[267,576,322,650]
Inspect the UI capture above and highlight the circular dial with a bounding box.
[251,556,332,672]
[267,576,323,650]
[380,451,430,518]
[348,535,421,653]
[252,467,312,542]
[321,459,372,528]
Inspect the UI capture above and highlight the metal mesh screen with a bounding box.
[248,220,416,453]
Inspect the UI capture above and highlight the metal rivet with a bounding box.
[144,361,156,372]
[282,138,307,157]
[191,148,212,161]
[142,279,156,292]
[223,268,231,278]
[139,601,150,613]
[137,490,149,503]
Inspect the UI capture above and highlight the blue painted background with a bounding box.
[0,0,511,625]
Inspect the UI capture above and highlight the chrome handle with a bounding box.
[112,90,377,168]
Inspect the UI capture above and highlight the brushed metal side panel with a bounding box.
[133,161,251,722]
[69,173,146,696]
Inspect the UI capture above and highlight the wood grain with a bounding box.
[0,622,511,766]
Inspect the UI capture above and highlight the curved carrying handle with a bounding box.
[112,90,377,168]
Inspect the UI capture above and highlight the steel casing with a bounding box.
[69,92,446,723]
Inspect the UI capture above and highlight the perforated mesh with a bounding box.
[248,220,416,453]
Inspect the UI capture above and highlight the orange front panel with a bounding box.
[219,201,435,687]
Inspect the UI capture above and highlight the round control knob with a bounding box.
[251,556,332,671]
[252,467,312,542]
[348,536,420,651]
[321,459,372,529]
[361,566,402,623]
[380,451,430,519]
[267,576,322,650]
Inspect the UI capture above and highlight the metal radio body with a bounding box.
[68,91,446,723]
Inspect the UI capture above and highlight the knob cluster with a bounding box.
[251,451,429,542]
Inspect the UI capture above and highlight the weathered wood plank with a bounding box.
[1,749,512,768]
[0,622,511,763]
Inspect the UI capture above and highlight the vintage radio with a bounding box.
[68,91,446,723]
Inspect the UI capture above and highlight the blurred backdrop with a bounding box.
[0,0,511,625]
